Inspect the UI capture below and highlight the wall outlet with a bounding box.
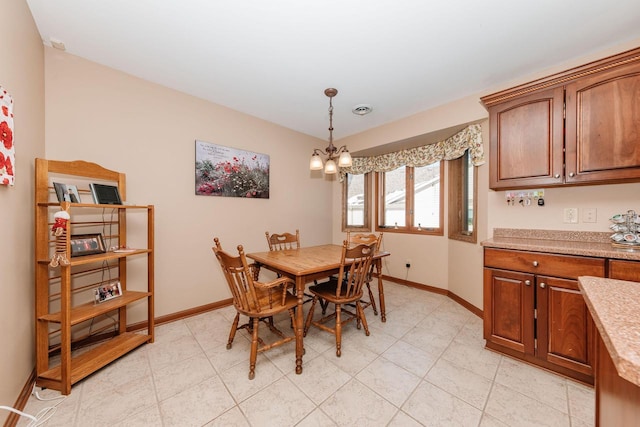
[563,208,579,224]
[583,208,597,223]
[406,259,411,268]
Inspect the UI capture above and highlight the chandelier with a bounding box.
[309,88,352,174]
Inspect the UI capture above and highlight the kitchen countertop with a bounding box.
[482,228,640,261]
[578,276,640,386]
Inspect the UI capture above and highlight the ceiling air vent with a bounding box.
[352,104,373,116]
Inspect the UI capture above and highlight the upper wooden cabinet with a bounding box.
[486,86,565,188]
[482,47,640,190]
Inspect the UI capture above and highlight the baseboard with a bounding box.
[4,369,36,427]
[127,298,234,331]
[381,274,482,318]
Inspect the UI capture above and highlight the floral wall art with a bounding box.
[195,140,270,198]
[0,86,14,186]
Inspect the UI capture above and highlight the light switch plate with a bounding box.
[563,208,579,224]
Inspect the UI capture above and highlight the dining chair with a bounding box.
[213,238,298,379]
[265,229,300,251]
[264,229,321,307]
[304,240,377,357]
[346,231,383,316]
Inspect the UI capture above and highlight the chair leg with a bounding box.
[366,282,378,315]
[304,296,318,337]
[320,298,329,314]
[227,312,240,349]
[357,301,370,336]
[335,304,342,357]
[249,317,259,380]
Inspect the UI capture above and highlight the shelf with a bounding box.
[36,332,151,390]
[38,248,151,265]
[38,290,151,324]
[37,201,151,209]
[35,158,154,395]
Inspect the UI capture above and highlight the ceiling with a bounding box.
[26,0,640,142]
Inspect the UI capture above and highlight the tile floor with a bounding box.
[19,282,594,426]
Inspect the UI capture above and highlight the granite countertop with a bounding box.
[578,276,640,386]
[482,228,640,261]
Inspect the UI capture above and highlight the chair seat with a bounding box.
[308,278,363,305]
[236,289,298,317]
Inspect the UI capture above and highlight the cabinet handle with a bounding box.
[532,261,538,267]
[525,280,531,286]
[540,282,546,288]
[568,172,575,177]
[554,174,561,178]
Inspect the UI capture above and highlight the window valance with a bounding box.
[339,123,484,181]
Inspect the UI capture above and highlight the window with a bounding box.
[375,161,443,235]
[448,150,477,243]
[342,173,371,231]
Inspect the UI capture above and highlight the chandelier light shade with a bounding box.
[310,88,352,174]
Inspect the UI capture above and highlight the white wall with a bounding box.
[0,0,45,423]
[43,48,333,320]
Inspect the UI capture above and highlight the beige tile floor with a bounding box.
[19,282,594,426]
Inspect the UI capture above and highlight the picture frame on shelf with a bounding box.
[53,182,81,203]
[70,233,106,257]
[94,281,123,304]
[89,183,122,205]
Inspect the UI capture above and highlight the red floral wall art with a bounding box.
[0,86,14,186]
[195,140,270,199]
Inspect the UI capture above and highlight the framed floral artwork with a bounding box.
[0,86,14,186]
[195,140,270,199]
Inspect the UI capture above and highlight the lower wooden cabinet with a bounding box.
[483,248,604,383]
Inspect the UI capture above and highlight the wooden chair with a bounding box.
[346,231,383,315]
[213,238,297,379]
[304,240,376,357]
[264,229,319,307]
[265,229,300,251]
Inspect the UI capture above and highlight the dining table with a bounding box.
[246,244,390,374]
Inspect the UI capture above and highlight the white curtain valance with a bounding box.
[339,123,484,181]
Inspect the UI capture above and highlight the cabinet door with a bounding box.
[536,276,594,376]
[488,86,564,189]
[483,268,535,355]
[565,60,640,184]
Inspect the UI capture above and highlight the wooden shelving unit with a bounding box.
[35,159,154,395]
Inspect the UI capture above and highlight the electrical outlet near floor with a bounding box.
[563,208,579,224]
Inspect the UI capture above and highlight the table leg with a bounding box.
[295,276,304,374]
[375,259,386,322]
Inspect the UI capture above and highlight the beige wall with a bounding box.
[333,97,489,308]
[43,48,333,320]
[0,0,45,422]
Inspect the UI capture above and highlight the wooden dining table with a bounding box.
[246,244,390,374]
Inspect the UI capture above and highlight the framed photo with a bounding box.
[195,140,270,198]
[89,183,122,205]
[70,233,106,257]
[53,182,81,203]
[94,281,123,304]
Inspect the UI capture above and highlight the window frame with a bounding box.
[374,162,444,235]
[342,172,371,232]
[448,150,478,243]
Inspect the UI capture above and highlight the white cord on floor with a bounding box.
[0,385,67,426]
